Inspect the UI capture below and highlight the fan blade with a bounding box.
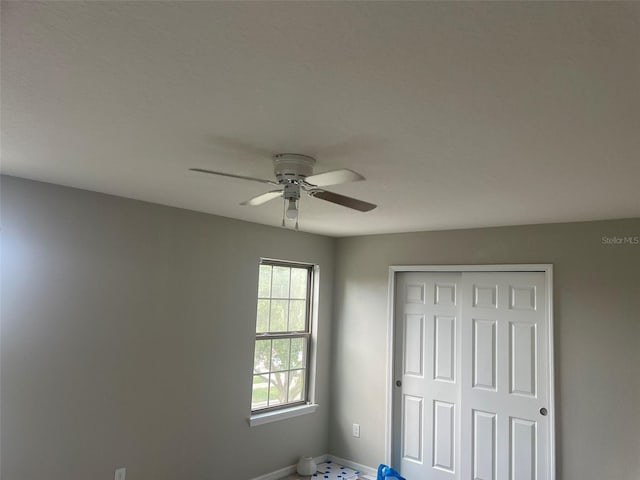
[241,190,282,206]
[305,168,364,187]
[307,189,376,212]
[190,168,278,186]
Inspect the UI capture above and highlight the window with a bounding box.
[251,260,314,413]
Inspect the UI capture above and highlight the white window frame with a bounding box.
[249,259,319,427]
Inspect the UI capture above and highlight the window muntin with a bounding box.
[251,261,312,412]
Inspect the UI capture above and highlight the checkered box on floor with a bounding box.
[312,461,359,480]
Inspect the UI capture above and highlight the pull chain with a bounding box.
[281,197,286,227]
[295,198,300,231]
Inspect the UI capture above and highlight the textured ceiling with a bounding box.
[2,1,639,236]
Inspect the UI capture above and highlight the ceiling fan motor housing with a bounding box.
[273,154,315,183]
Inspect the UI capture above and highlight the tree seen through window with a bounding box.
[252,262,312,411]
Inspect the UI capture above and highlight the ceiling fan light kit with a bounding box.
[285,199,298,219]
[190,153,376,229]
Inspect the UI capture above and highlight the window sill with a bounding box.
[249,403,318,427]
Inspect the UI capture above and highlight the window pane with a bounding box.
[269,372,289,406]
[288,369,305,403]
[290,337,306,369]
[252,374,269,410]
[290,268,308,299]
[269,300,288,332]
[288,300,306,331]
[254,339,271,374]
[258,265,272,298]
[271,338,290,372]
[271,266,290,298]
[253,261,313,412]
[256,299,270,333]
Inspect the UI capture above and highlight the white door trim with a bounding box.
[385,264,555,480]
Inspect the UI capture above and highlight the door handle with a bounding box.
[539,407,548,416]
[395,380,402,387]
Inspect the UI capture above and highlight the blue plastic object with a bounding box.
[376,464,406,480]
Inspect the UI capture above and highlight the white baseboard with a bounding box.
[249,453,378,480]
[249,454,328,480]
[327,454,377,478]
[249,463,296,480]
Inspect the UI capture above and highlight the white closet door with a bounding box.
[394,272,462,480]
[393,270,551,480]
[460,272,548,480]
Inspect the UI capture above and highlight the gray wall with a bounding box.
[330,219,640,480]
[3,175,640,480]
[0,175,335,480]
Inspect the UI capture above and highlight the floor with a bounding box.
[282,461,370,480]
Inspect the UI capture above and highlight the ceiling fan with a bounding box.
[190,153,376,228]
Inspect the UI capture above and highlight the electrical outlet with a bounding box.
[352,423,360,437]
[115,467,126,480]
